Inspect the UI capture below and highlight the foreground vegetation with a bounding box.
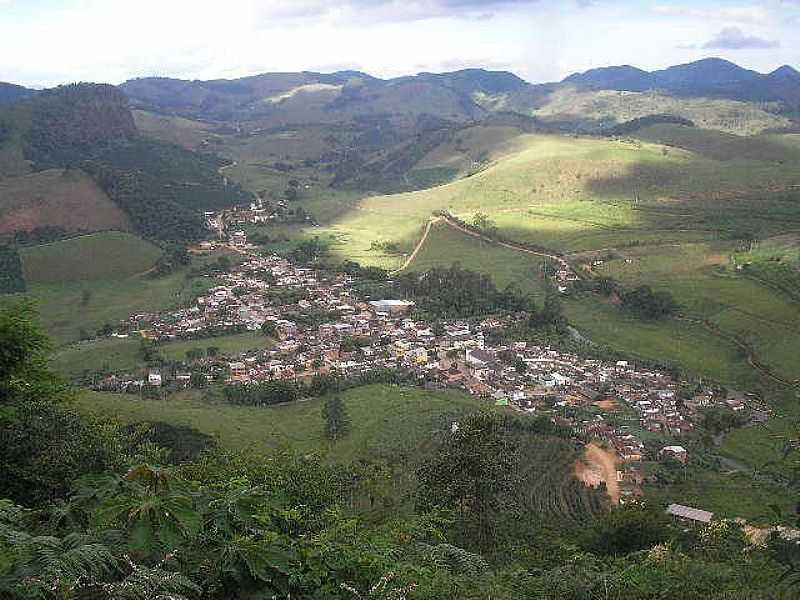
[3,302,800,598]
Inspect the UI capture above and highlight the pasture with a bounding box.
[406,220,552,301]
[77,384,485,460]
[52,331,275,378]
[0,168,129,235]
[22,270,210,345]
[20,231,161,283]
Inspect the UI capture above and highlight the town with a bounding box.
[94,228,764,504]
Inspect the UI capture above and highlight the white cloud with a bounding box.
[0,0,795,88]
[653,4,770,24]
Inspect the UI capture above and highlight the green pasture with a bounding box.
[76,384,486,461]
[20,232,162,284]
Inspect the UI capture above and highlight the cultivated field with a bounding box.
[0,168,129,235]
[20,231,162,283]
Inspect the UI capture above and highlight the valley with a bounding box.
[2,52,800,598]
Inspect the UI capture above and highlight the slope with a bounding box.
[0,168,130,236]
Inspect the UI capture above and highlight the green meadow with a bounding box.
[52,331,275,378]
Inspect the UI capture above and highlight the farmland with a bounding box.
[77,383,603,522]
[20,231,161,283]
[52,331,274,378]
[0,168,129,235]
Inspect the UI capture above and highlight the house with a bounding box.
[146,369,162,387]
[368,300,415,316]
[659,445,688,464]
[229,361,248,382]
[231,230,247,247]
[666,503,714,525]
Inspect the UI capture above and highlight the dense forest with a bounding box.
[2,302,800,598]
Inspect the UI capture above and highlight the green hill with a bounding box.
[19,231,162,284]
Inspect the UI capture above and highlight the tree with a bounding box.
[581,503,671,556]
[261,321,278,337]
[81,288,93,307]
[322,396,350,441]
[472,212,495,232]
[206,346,219,358]
[189,372,207,389]
[416,411,519,552]
[185,348,204,362]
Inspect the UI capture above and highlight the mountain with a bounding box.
[563,65,653,91]
[0,82,36,105]
[23,83,137,169]
[0,83,249,241]
[563,58,800,108]
[120,68,527,124]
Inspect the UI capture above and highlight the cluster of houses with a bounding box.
[103,241,762,501]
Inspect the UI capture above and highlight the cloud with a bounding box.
[653,5,769,24]
[702,26,779,49]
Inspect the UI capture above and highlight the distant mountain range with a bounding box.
[2,57,798,124]
[563,57,800,106]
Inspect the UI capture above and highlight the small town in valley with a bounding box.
[87,212,766,506]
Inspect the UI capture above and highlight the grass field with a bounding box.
[20,231,162,284]
[52,331,274,377]
[407,220,552,301]
[0,168,129,235]
[16,270,210,345]
[307,131,800,268]
[76,384,486,460]
[646,464,795,523]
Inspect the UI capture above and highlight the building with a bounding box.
[229,361,248,382]
[231,231,247,247]
[659,445,688,464]
[148,369,162,387]
[368,300,415,316]
[667,503,714,525]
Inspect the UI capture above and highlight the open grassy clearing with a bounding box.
[595,243,800,382]
[646,465,794,523]
[51,331,274,377]
[17,270,211,345]
[309,131,799,268]
[406,220,551,300]
[562,298,757,386]
[76,384,486,460]
[131,110,215,150]
[0,168,129,235]
[20,231,162,283]
[52,337,142,377]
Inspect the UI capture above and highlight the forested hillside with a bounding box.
[0,83,249,242]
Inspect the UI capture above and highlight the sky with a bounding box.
[0,0,798,88]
